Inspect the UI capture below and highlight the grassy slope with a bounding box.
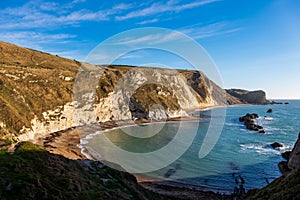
[0,41,80,140]
[243,167,300,200]
[0,142,162,200]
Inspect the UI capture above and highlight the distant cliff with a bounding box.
[226,89,269,104]
[0,41,268,142]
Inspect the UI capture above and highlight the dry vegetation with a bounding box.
[0,41,79,140]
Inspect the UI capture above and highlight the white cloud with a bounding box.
[0,0,133,29]
[180,22,241,39]
[72,0,86,3]
[39,2,59,11]
[137,19,158,25]
[114,35,162,45]
[0,31,76,51]
[113,31,184,45]
[115,0,219,21]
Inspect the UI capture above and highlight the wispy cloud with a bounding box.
[113,31,184,45]
[72,0,86,3]
[180,22,242,39]
[137,19,159,25]
[0,31,76,49]
[0,1,133,29]
[112,22,239,46]
[115,0,219,21]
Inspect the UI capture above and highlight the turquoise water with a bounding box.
[82,100,300,193]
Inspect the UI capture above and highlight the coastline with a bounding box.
[35,114,232,199]
[28,106,235,199]
[39,115,204,160]
[26,103,269,199]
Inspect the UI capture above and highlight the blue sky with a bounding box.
[0,0,299,99]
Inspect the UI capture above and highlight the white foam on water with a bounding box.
[239,143,292,155]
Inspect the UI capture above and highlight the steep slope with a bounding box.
[0,41,243,142]
[0,41,80,141]
[0,142,162,200]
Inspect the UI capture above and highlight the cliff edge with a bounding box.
[0,41,246,142]
[226,89,269,104]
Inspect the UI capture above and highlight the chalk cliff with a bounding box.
[0,41,257,142]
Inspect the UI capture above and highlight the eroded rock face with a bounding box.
[227,89,269,104]
[288,133,300,170]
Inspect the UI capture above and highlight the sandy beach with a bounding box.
[39,116,203,160]
[32,115,231,199]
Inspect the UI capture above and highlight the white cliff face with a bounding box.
[93,68,211,121]
[18,103,76,141]
[17,67,217,141]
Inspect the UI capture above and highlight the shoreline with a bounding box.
[40,115,204,160]
[23,105,248,199]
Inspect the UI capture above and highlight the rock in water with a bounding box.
[270,142,283,149]
[239,113,264,133]
[266,109,273,113]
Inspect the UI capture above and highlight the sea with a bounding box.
[80,100,300,194]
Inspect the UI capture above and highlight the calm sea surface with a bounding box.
[81,100,300,193]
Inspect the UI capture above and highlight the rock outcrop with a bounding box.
[226,89,269,104]
[270,142,283,149]
[239,113,265,133]
[288,133,300,170]
[267,109,273,113]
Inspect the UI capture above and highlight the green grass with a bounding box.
[0,142,163,200]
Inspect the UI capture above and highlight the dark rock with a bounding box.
[239,113,264,132]
[281,151,292,160]
[278,161,291,174]
[270,142,283,149]
[164,168,176,178]
[239,113,259,122]
[266,109,273,113]
[288,132,300,170]
[258,130,265,134]
[270,101,283,105]
[284,102,289,104]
